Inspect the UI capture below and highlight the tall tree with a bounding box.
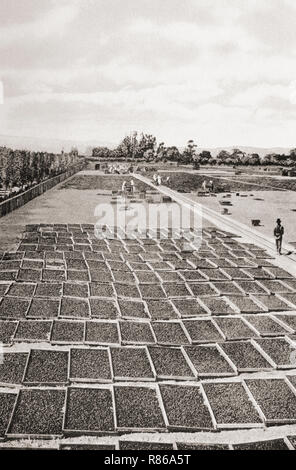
[117,134,138,160]
[181,139,197,164]
[166,146,181,162]
[155,142,167,161]
[216,150,231,164]
[137,133,157,159]
[231,148,246,164]
[197,150,212,165]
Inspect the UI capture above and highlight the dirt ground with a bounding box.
[0,173,209,251]
[189,190,296,245]
[2,170,295,251]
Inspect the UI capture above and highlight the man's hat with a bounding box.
[277,218,281,223]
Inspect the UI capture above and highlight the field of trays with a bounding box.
[155,171,296,193]
[1,221,296,450]
[60,174,150,192]
[231,175,296,192]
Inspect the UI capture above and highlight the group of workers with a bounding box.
[152,174,170,186]
[121,179,135,196]
[106,164,133,174]
[202,180,214,192]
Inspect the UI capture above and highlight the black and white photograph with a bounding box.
[1,0,296,456]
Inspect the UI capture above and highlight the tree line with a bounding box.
[92,133,296,167]
[0,146,80,198]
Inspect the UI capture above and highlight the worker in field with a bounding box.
[274,218,284,255]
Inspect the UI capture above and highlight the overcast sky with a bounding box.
[0,0,296,148]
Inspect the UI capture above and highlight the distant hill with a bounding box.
[0,134,116,155]
[199,146,293,158]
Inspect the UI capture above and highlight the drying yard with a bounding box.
[1,171,296,450]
